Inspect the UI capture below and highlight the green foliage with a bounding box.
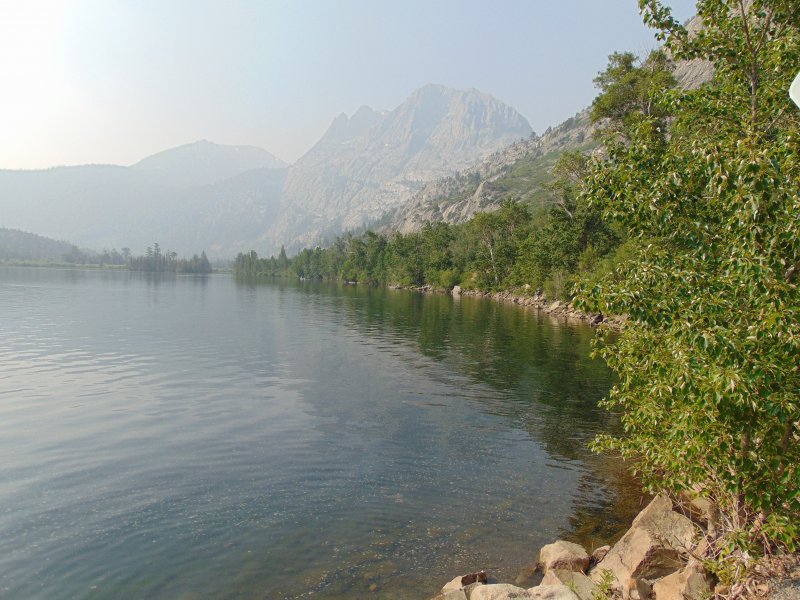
[592,569,617,600]
[579,0,800,551]
[469,201,533,289]
[591,50,676,134]
[234,168,622,302]
[512,151,620,295]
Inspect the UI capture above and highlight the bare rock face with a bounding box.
[270,84,532,251]
[590,495,699,599]
[539,541,591,574]
[386,110,593,235]
[672,13,715,91]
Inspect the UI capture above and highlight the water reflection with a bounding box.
[0,269,643,600]
[279,280,644,549]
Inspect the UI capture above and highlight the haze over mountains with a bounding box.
[131,140,287,188]
[273,85,532,249]
[0,85,531,258]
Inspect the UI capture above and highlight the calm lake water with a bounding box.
[0,266,640,599]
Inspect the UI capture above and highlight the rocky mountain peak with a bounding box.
[321,106,385,144]
[268,84,533,251]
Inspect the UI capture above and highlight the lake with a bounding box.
[0,266,640,599]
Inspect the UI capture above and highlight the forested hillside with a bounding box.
[0,228,98,264]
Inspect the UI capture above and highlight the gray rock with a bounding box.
[275,84,532,250]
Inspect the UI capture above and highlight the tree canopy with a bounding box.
[578,0,800,556]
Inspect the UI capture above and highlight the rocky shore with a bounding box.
[427,495,799,600]
[384,282,626,329]
[400,283,623,329]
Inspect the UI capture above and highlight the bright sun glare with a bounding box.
[0,1,80,164]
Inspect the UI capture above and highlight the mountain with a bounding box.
[0,141,287,257]
[0,85,532,257]
[384,110,594,233]
[267,84,532,250]
[0,165,172,251]
[149,167,286,257]
[131,140,286,187]
[0,228,82,262]
[381,42,715,236]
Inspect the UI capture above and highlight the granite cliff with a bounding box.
[267,84,532,251]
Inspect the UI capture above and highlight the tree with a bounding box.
[579,0,800,557]
[591,49,676,135]
[278,245,289,270]
[468,201,531,289]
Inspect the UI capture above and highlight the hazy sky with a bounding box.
[1,0,698,170]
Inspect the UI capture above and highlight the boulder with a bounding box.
[452,285,462,296]
[430,590,469,600]
[652,562,710,600]
[441,571,488,593]
[539,540,590,574]
[590,545,611,568]
[471,584,534,599]
[541,569,596,600]
[590,495,699,599]
[527,584,580,600]
[678,492,715,528]
[468,583,579,600]
[630,577,654,600]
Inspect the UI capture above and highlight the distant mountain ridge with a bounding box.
[0,84,531,257]
[130,140,287,187]
[0,228,80,262]
[268,84,532,250]
[0,141,287,257]
[381,31,715,235]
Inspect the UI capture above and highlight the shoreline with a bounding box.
[428,495,800,600]
[394,283,624,330]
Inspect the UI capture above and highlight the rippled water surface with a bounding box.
[0,267,638,599]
